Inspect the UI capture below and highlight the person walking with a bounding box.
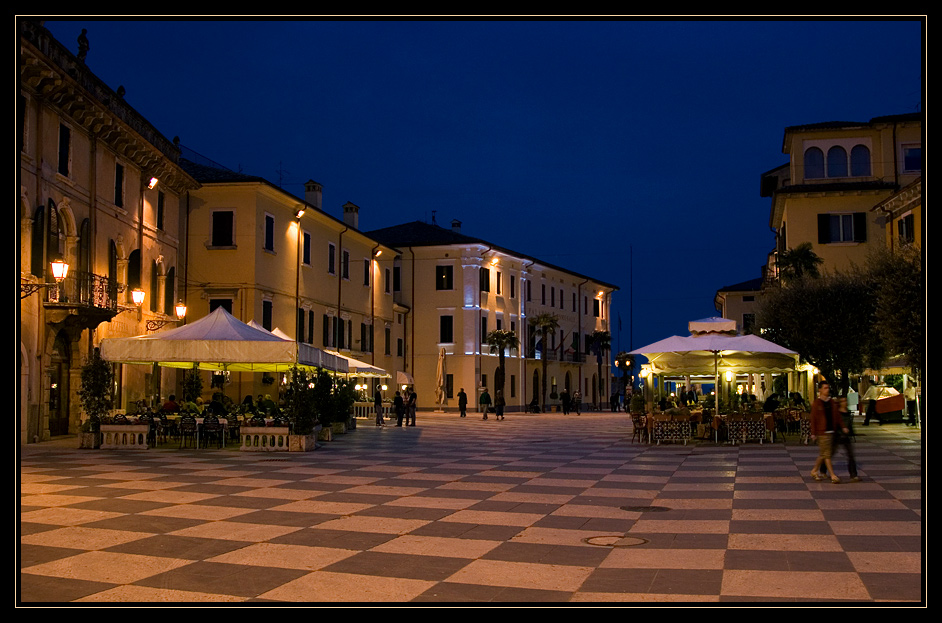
[573,390,582,415]
[407,389,417,426]
[833,396,860,482]
[560,388,571,415]
[393,391,405,426]
[374,386,385,427]
[495,390,505,421]
[810,381,848,484]
[905,382,918,427]
[480,388,492,420]
[457,388,468,418]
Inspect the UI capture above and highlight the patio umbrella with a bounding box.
[628,317,798,415]
[435,347,446,408]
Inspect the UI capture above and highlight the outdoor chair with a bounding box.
[178,416,198,449]
[201,416,224,449]
[630,414,648,443]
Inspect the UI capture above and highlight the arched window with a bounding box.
[827,146,848,178]
[850,145,871,176]
[804,147,824,179]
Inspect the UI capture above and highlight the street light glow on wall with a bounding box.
[147,177,159,189]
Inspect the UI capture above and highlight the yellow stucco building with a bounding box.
[761,112,922,279]
[19,20,199,442]
[180,158,406,402]
[366,219,618,412]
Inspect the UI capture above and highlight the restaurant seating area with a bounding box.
[630,405,816,446]
[97,410,278,450]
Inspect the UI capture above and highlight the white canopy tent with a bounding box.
[324,350,389,378]
[629,317,799,414]
[100,306,348,373]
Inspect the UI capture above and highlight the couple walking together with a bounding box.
[810,381,859,484]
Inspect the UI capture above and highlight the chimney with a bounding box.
[304,180,322,210]
[342,201,360,229]
[451,219,462,234]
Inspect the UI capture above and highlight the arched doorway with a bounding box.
[49,330,72,436]
[565,371,571,393]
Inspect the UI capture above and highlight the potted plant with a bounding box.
[285,367,322,451]
[328,378,358,436]
[77,347,113,449]
[630,393,645,415]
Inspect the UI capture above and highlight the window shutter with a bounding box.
[817,214,830,244]
[853,212,867,242]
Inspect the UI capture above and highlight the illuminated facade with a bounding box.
[19,20,199,442]
[180,158,406,400]
[366,220,617,412]
[761,113,922,282]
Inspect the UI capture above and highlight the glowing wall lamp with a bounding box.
[147,177,159,190]
[131,288,146,307]
[50,258,70,282]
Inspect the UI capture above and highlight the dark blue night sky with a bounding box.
[38,17,924,358]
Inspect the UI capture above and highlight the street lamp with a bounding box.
[147,300,187,332]
[131,288,146,307]
[50,258,69,282]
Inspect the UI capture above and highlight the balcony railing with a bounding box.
[525,348,585,363]
[44,271,118,313]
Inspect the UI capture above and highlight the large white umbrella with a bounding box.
[100,306,348,373]
[629,317,798,415]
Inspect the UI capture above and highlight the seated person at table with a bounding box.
[161,394,180,413]
[763,393,780,413]
[181,396,203,414]
[206,392,228,416]
[258,394,278,416]
[240,395,257,415]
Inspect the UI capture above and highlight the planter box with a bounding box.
[346,416,356,430]
[78,432,101,449]
[101,425,150,450]
[288,426,321,452]
[317,427,333,442]
[331,421,347,435]
[240,426,322,452]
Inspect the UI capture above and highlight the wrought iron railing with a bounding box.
[45,271,118,312]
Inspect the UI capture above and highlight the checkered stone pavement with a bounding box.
[18,413,924,604]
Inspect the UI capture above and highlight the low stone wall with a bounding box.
[240,426,290,451]
[100,424,150,450]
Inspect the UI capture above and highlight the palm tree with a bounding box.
[528,313,559,412]
[484,329,519,400]
[777,242,823,283]
[588,330,611,409]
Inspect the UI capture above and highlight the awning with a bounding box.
[397,371,414,386]
[325,351,390,378]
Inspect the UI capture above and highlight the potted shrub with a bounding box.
[630,393,645,415]
[285,367,321,452]
[77,348,113,449]
[332,378,358,434]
